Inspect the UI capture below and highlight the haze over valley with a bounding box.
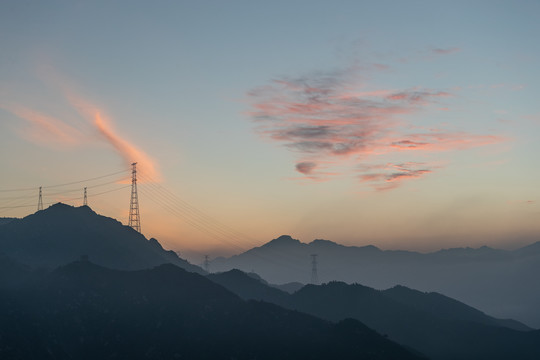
[2,1,540,358]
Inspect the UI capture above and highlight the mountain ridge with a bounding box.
[0,259,424,360]
[208,268,540,360]
[0,203,203,273]
[212,234,540,327]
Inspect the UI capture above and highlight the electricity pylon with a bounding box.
[128,163,141,233]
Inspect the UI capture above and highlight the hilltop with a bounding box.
[0,203,203,273]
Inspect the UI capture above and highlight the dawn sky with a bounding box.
[1,0,539,261]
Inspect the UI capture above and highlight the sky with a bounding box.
[1,0,539,262]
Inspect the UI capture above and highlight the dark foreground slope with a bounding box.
[209,269,540,360]
[0,203,202,273]
[0,261,423,360]
[207,269,290,304]
[0,218,16,226]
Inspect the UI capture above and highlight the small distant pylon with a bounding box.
[83,187,88,206]
[37,186,43,211]
[204,255,210,273]
[311,254,319,285]
[128,162,141,233]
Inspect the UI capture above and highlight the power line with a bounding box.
[0,185,130,210]
[138,186,247,252]
[0,176,130,201]
[139,187,303,272]
[0,169,130,193]
[0,176,128,201]
[137,178,270,252]
[0,170,130,215]
[137,172,304,263]
[78,184,131,198]
[42,169,130,189]
[0,186,38,193]
[0,193,37,201]
[138,172,259,246]
[137,183,251,252]
[0,166,307,276]
[0,202,39,210]
[136,171,306,273]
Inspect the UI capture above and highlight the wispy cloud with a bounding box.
[57,88,161,181]
[386,90,451,104]
[507,199,536,206]
[247,66,504,190]
[3,64,161,181]
[93,112,160,181]
[359,163,433,191]
[296,161,317,175]
[431,47,461,55]
[1,103,85,147]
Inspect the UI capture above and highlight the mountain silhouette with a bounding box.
[272,281,305,293]
[208,269,290,304]
[0,260,425,360]
[208,268,540,360]
[0,217,16,226]
[286,282,540,360]
[212,234,540,327]
[0,252,31,288]
[382,285,530,331]
[0,203,203,273]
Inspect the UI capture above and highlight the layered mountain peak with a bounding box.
[0,203,203,274]
[39,202,96,216]
[263,235,302,247]
[309,238,339,247]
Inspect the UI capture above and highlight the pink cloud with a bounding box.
[93,112,160,182]
[3,63,161,182]
[1,103,86,147]
[399,131,505,151]
[387,169,431,182]
[391,140,430,149]
[247,67,505,190]
[38,64,161,182]
[359,163,433,191]
[295,161,318,175]
[387,90,451,104]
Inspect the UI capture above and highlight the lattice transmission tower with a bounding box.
[83,187,88,206]
[37,186,43,211]
[311,254,319,285]
[128,162,141,233]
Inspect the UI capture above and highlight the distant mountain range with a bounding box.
[2,204,539,358]
[0,258,424,359]
[0,203,203,273]
[212,235,540,328]
[209,268,540,360]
